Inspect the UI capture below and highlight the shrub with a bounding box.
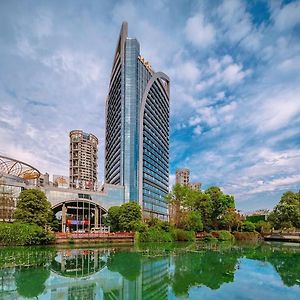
[217,230,234,241]
[241,221,256,232]
[131,221,148,232]
[203,233,218,242]
[210,230,234,241]
[0,223,54,246]
[172,228,195,242]
[255,221,271,233]
[246,215,265,223]
[138,227,173,242]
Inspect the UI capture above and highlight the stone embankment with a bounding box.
[262,231,300,243]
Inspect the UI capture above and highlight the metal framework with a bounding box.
[0,155,41,180]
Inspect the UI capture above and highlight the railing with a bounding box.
[55,231,135,239]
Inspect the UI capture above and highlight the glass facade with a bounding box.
[141,78,170,219]
[45,184,124,212]
[105,22,170,219]
[0,175,26,221]
[123,38,140,202]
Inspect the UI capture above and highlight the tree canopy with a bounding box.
[14,189,52,227]
[167,184,236,231]
[268,191,300,229]
[107,202,142,231]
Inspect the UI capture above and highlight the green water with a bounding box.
[0,242,299,299]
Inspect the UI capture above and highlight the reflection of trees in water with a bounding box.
[0,246,55,268]
[51,249,107,278]
[15,267,50,298]
[171,250,239,296]
[0,244,300,299]
[107,251,142,281]
[0,247,55,299]
[242,243,300,287]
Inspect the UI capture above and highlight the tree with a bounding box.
[119,202,142,231]
[107,202,142,232]
[107,206,121,231]
[241,221,255,232]
[192,192,212,230]
[268,191,300,229]
[166,184,190,227]
[205,187,235,222]
[220,208,242,232]
[184,211,203,232]
[14,189,52,227]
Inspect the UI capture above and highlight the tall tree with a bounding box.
[107,202,142,231]
[119,202,142,231]
[14,189,52,227]
[220,208,242,232]
[107,206,122,231]
[205,187,235,221]
[268,191,300,229]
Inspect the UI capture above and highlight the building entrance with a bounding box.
[52,200,107,233]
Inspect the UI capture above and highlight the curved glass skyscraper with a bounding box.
[105,22,170,219]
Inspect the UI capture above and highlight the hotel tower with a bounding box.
[105,22,170,219]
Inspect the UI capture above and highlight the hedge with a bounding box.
[0,223,54,246]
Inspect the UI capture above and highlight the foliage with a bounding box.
[107,202,142,232]
[14,189,52,227]
[241,221,256,232]
[167,184,235,231]
[138,227,173,242]
[107,206,121,231]
[219,208,242,232]
[172,228,195,242]
[0,222,54,246]
[211,230,235,241]
[268,191,300,229]
[255,221,271,233]
[205,187,234,221]
[118,202,142,231]
[246,215,266,223]
[182,211,203,232]
[50,213,60,232]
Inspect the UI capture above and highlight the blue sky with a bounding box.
[0,0,300,212]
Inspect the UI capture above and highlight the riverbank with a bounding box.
[54,232,135,245]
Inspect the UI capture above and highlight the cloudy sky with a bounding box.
[0,0,300,211]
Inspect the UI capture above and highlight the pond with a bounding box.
[0,241,299,299]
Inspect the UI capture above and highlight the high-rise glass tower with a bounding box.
[105,22,170,219]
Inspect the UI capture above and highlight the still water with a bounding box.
[0,242,299,300]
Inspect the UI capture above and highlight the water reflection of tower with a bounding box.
[141,258,169,300]
[104,254,169,300]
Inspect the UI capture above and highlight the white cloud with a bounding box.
[272,0,300,31]
[193,125,203,135]
[185,14,215,47]
[217,0,253,43]
[248,174,300,194]
[222,63,251,85]
[248,87,300,133]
